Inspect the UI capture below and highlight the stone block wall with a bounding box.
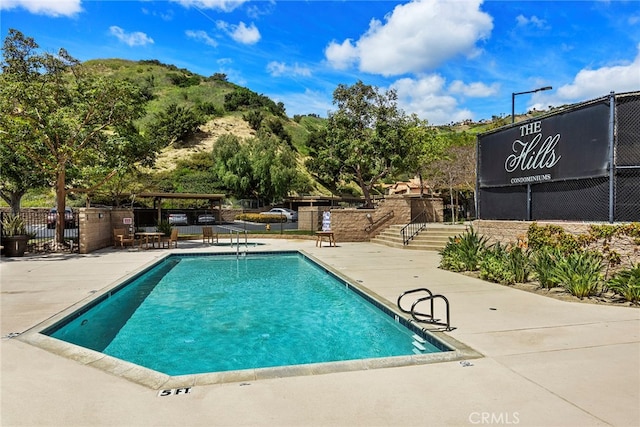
[325,195,445,242]
[409,196,444,222]
[78,208,134,254]
[335,196,407,241]
[473,220,639,270]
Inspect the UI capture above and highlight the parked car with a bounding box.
[47,207,75,229]
[168,213,188,225]
[262,208,298,222]
[197,214,216,224]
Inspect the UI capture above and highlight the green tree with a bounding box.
[0,144,50,214]
[146,103,205,148]
[211,133,309,205]
[243,110,264,131]
[0,29,149,245]
[309,81,409,207]
[401,115,447,198]
[247,132,308,204]
[305,127,341,193]
[212,134,254,199]
[424,133,476,222]
[169,152,221,195]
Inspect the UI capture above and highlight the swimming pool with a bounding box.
[23,251,472,388]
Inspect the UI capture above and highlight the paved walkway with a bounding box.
[1,240,639,426]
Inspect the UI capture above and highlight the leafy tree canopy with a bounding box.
[146,103,205,148]
[211,133,309,205]
[307,80,410,207]
[224,87,286,117]
[0,29,152,244]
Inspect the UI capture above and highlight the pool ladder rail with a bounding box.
[397,288,452,331]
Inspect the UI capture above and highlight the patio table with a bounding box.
[135,232,164,249]
[315,231,336,247]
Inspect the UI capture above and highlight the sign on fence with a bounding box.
[478,100,610,188]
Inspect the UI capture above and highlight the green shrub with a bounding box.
[438,243,467,272]
[156,220,172,236]
[508,246,531,283]
[235,213,285,224]
[527,223,582,254]
[551,251,604,299]
[479,243,515,285]
[531,246,563,289]
[438,226,488,272]
[606,264,640,303]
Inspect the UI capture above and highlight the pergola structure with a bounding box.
[135,192,225,224]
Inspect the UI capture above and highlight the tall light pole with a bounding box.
[511,86,552,123]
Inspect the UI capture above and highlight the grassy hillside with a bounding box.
[6,58,547,208]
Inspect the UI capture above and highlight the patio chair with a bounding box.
[162,228,179,249]
[113,228,135,248]
[202,226,218,244]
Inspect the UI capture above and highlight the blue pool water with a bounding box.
[45,252,448,376]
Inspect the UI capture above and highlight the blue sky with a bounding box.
[2,0,639,124]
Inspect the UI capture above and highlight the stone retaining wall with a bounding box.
[473,220,639,270]
[328,195,443,242]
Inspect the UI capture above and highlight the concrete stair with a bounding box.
[371,223,469,251]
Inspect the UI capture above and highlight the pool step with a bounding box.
[412,341,427,351]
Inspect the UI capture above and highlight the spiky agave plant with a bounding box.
[606,264,640,303]
[551,251,604,299]
[531,246,563,289]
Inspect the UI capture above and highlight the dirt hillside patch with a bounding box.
[151,116,255,171]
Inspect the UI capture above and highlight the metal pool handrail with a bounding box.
[217,225,248,255]
[397,287,452,331]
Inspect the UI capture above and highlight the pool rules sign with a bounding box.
[322,211,331,231]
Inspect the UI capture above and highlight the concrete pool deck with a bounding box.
[1,239,639,426]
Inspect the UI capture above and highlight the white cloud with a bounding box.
[324,39,358,70]
[0,0,81,17]
[266,61,312,78]
[186,30,217,47]
[531,44,640,109]
[170,0,247,12]
[515,14,548,29]
[109,26,154,47]
[391,75,473,125]
[449,80,499,97]
[142,7,174,21]
[325,0,492,76]
[216,21,260,45]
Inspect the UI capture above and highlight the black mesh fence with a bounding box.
[477,92,640,222]
[616,169,640,221]
[477,187,528,220]
[614,93,640,221]
[532,177,609,221]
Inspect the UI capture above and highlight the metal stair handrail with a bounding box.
[400,210,427,245]
[364,210,394,232]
